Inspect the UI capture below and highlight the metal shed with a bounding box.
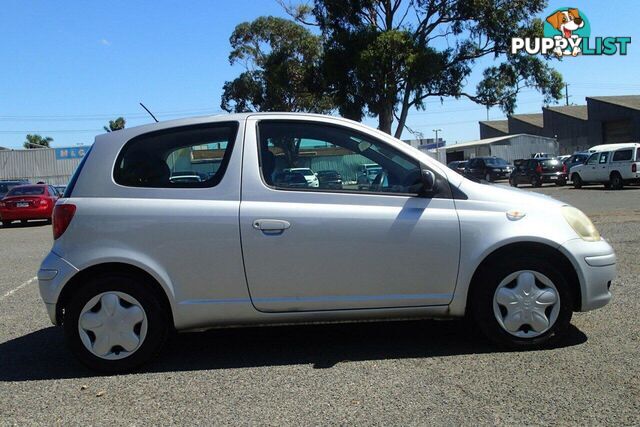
[0,147,85,184]
[438,134,558,164]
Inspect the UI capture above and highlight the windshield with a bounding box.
[6,186,45,196]
[485,158,508,166]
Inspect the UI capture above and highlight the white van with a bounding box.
[570,142,640,189]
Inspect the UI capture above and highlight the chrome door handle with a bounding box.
[253,219,291,231]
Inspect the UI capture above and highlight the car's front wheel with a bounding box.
[471,257,573,349]
[63,274,170,373]
[572,173,583,189]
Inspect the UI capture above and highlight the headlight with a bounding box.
[561,206,600,241]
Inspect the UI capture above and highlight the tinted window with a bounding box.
[258,121,425,195]
[612,149,632,161]
[485,158,508,166]
[114,123,238,188]
[7,186,45,196]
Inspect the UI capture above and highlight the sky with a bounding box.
[1,0,639,149]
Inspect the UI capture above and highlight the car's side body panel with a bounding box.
[239,116,461,312]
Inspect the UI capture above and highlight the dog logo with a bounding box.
[511,7,630,57]
[544,8,588,56]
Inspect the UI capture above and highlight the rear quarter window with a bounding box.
[612,149,632,162]
[114,122,239,188]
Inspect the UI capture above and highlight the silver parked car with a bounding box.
[38,113,616,372]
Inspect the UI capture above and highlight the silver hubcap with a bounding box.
[78,292,148,360]
[493,270,560,338]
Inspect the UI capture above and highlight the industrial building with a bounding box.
[0,147,86,184]
[437,134,558,164]
[479,95,640,154]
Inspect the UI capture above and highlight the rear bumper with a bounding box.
[560,238,616,312]
[37,251,79,325]
[540,173,568,183]
[0,206,52,221]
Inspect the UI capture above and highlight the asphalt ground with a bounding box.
[0,183,638,425]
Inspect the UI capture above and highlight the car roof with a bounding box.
[588,142,640,152]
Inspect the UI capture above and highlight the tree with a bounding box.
[23,134,53,149]
[104,117,126,132]
[221,16,335,114]
[282,0,563,137]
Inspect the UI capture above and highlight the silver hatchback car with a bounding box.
[38,113,616,372]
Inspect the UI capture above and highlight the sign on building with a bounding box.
[55,147,87,160]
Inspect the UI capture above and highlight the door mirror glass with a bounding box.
[421,169,437,194]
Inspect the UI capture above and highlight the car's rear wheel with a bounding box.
[530,176,541,187]
[471,256,573,349]
[63,274,170,373]
[485,172,493,183]
[555,178,566,186]
[609,172,624,190]
[572,173,583,189]
[509,177,517,187]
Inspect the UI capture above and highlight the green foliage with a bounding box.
[302,0,564,136]
[221,16,335,114]
[104,117,126,132]
[23,134,53,149]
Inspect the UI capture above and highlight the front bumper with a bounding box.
[560,238,616,311]
[37,251,79,325]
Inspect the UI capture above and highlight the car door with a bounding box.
[465,158,481,179]
[594,151,611,181]
[580,153,599,181]
[239,117,461,312]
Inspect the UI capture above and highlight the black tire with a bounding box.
[555,178,566,187]
[572,173,583,189]
[485,172,493,183]
[509,177,518,188]
[63,274,170,373]
[609,172,624,190]
[470,256,574,349]
[530,176,541,187]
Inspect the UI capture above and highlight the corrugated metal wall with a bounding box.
[0,149,83,184]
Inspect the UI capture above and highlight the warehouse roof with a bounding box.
[588,95,640,111]
[510,113,544,128]
[479,120,509,133]
[545,105,589,120]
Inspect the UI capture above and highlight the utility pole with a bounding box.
[565,83,570,106]
[433,128,442,145]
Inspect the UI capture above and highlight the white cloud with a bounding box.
[100,38,111,46]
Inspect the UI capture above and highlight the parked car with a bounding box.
[273,171,309,188]
[0,184,59,226]
[464,157,513,182]
[356,164,383,189]
[0,179,29,199]
[316,170,343,189]
[282,168,319,188]
[510,158,568,187]
[38,113,615,372]
[447,160,467,174]
[570,143,640,190]
[563,152,590,173]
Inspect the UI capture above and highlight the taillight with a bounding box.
[562,163,568,174]
[53,204,76,239]
[0,201,4,208]
[536,164,543,173]
[633,163,637,173]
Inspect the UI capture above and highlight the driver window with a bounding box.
[586,154,599,165]
[258,121,423,195]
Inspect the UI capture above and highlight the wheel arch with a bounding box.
[56,262,175,327]
[466,242,581,312]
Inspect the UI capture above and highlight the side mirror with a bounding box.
[421,168,437,194]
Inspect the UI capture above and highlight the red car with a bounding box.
[0,184,60,226]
